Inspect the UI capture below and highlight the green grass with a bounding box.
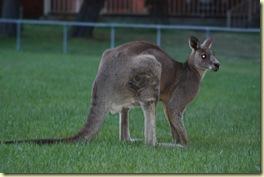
[0,25,261,173]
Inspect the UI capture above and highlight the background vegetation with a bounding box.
[0,25,260,173]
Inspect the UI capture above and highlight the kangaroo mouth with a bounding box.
[212,67,219,72]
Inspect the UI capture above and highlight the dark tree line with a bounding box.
[0,0,169,38]
[71,0,106,38]
[0,0,106,38]
[0,0,20,37]
[145,0,169,24]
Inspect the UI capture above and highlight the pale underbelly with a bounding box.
[109,100,139,114]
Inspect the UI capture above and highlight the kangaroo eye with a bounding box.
[201,54,207,59]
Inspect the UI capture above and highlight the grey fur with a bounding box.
[2,36,219,147]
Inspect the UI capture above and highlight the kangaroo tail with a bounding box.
[1,106,105,145]
[2,137,75,145]
[1,82,107,145]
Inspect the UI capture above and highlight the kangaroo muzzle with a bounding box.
[212,62,220,71]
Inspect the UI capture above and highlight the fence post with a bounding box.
[247,0,252,23]
[16,20,21,51]
[110,26,115,48]
[156,26,161,47]
[205,28,210,38]
[226,10,231,28]
[63,24,68,54]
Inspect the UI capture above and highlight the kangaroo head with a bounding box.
[188,36,220,72]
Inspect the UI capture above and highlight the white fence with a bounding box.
[0,19,260,53]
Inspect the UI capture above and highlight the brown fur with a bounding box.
[2,36,220,147]
[116,37,219,146]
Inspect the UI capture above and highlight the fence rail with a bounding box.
[0,19,260,53]
[227,0,260,28]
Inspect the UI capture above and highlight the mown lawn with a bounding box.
[0,25,261,173]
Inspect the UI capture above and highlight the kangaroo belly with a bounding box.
[109,99,138,114]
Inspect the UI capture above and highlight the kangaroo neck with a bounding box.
[187,58,207,80]
[160,60,202,103]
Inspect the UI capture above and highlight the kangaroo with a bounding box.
[2,36,219,147]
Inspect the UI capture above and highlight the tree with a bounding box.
[0,0,2,15]
[0,0,21,37]
[71,0,106,38]
[145,0,169,24]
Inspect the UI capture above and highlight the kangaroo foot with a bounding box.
[122,137,142,143]
[157,142,187,148]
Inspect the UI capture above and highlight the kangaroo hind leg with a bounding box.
[119,107,131,141]
[141,101,157,146]
[165,106,188,146]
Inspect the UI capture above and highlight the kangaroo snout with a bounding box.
[213,62,220,71]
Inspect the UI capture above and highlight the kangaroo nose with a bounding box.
[213,63,220,71]
[214,63,220,69]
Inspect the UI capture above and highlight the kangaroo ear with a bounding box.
[201,37,213,49]
[189,36,200,50]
